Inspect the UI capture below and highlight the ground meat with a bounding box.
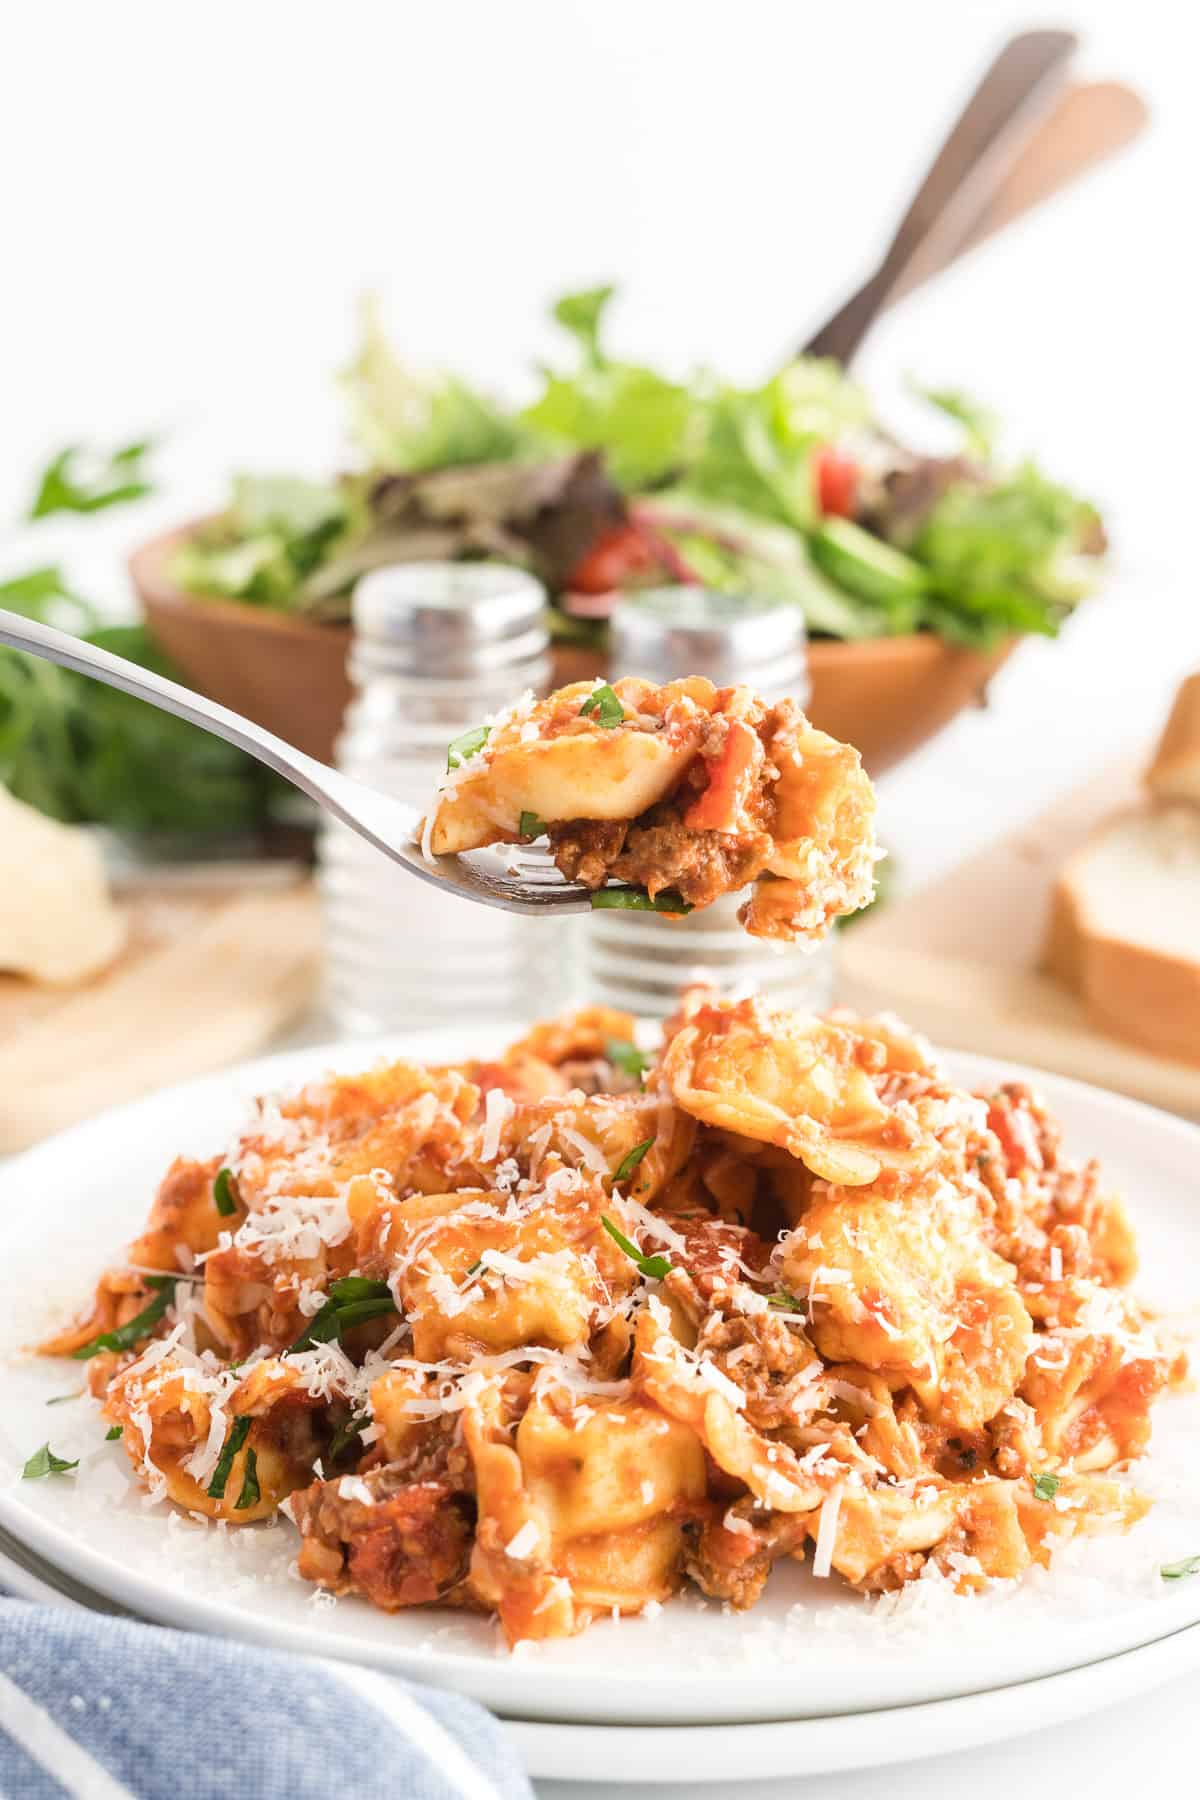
[548,800,772,907]
[694,1309,820,1432]
[292,1472,474,1610]
[685,1503,808,1608]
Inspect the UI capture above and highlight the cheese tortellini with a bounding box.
[44,997,1184,1645]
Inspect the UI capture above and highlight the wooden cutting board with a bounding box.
[0,866,320,1153]
[839,757,1200,1120]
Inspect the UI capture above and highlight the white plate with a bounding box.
[4,1528,1197,1785]
[506,1623,1200,1782]
[2,1033,1199,1727]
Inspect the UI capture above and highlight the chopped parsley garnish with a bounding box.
[578,684,625,728]
[601,1214,673,1280]
[446,724,490,771]
[213,1166,238,1217]
[328,1413,370,1461]
[287,1277,398,1354]
[606,1039,652,1082]
[206,1416,252,1500]
[45,1391,83,1407]
[106,1425,124,1441]
[612,1138,655,1184]
[234,1446,261,1511]
[767,1291,805,1313]
[71,1276,176,1361]
[518,811,545,839]
[466,1259,484,1277]
[590,887,693,914]
[1032,1473,1060,1502]
[23,1444,79,1479]
[1161,1554,1200,1582]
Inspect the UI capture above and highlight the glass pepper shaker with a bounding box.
[577,587,837,1018]
[319,562,560,1035]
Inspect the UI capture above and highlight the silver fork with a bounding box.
[0,607,595,915]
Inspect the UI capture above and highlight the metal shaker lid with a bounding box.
[352,563,548,677]
[609,587,810,701]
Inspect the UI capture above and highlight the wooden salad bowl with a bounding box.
[131,522,1015,774]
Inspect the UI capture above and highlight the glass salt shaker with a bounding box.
[319,562,559,1035]
[578,586,837,1018]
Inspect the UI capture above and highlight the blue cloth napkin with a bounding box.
[0,1599,533,1800]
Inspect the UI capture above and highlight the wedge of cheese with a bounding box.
[0,786,126,984]
[1044,805,1200,1066]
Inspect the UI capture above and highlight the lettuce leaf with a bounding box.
[341,294,524,472]
[913,461,1102,642]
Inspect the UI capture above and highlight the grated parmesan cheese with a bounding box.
[505,1521,540,1561]
[811,1482,845,1579]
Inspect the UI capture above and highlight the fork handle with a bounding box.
[0,605,385,840]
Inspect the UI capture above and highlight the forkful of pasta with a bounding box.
[424,675,879,940]
[0,607,877,938]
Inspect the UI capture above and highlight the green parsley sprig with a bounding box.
[213,1167,238,1217]
[1032,1473,1061,1502]
[606,1039,653,1082]
[601,1214,673,1280]
[23,1444,79,1479]
[590,887,693,914]
[287,1277,398,1354]
[578,684,625,728]
[446,724,490,770]
[612,1138,654,1184]
[518,810,545,839]
[234,1446,261,1510]
[71,1276,177,1361]
[206,1416,252,1500]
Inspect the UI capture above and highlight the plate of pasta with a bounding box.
[1,997,1199,1727]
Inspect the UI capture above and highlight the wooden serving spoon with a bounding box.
[801,31,1147,365]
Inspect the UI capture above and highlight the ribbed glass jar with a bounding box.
[319,563,561,1034]
[578,587,836,1018]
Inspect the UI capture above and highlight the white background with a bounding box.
[2,2,1198,1792]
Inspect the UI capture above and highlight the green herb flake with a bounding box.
[578,684,625,728]
[518,811,545,839]
[766,1291,804,1313]
[446,724,490,771]
[606,1039,652,1082]
[590,887,693,915]
[23,1444,79,1479]
[105,1425,124,1441]
[601,1213,673,1280]
[213,1166,238,1217]
[328,1413,370,1461]
[612,1139,655,1184]
[72,1276,176,1361]
[1161,1555,1200,1582]
[286,1277,397,1354]
[207,1416,252,1500]
[1032,1473,1061,1502]
[45,1391,84,1407]
[466,1259,485,1277]
[234,1445,261,1511]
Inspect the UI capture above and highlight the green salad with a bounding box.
[175,287,1105,650]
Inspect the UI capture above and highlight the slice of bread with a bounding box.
[1044,805,1200,1066]
[1146,671,1200,805]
